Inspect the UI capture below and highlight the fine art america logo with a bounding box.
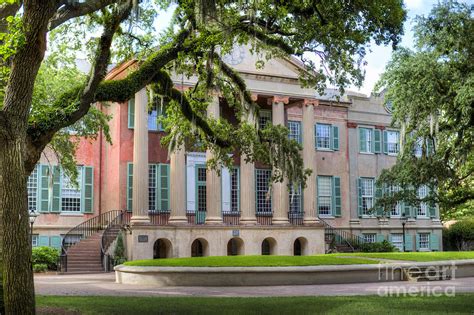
[376,262,457,297]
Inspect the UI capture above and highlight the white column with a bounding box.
[303,101,318,224]
[169,145,187,224]
[205,95,223,224]
[271,97,290,224]
[131,88,150,224]
[240,106,257,224]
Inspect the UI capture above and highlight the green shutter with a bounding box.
[50,236,62,249]
[316,176,321,215]
[405,234,413,251]
[332,125,339,151]
[38,236,49,247]
[357,178,363,217]
[375,182,383,216]
[383,130,388,154]
[51,166,61,212]
[403,202,412,218]
[127,163,133,212]
[333,176,341,217]
[427,139,434,155]
[82,166,93,213]
[374,129,381,153]
[359,128,366,152]
[415,234,420,251]
[128,98,135,129]
[376,234,385,242]
[429,204,437,218]
[430,234,439,251]
[159,164,170,211]
[38,165,50,212]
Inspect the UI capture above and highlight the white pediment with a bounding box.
[222,45,301,80]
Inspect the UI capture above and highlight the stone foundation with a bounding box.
[125,224,325,260]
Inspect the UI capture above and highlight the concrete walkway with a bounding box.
[35,273,474,297]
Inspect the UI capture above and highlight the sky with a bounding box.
[152,1,446,96]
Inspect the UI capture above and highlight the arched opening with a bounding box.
[191,238,208,257]
[261,237,277,255]
[294,237,308,256]
[153,238,172,259]
[227,237,244,256]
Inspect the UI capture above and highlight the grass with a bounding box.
[336,251,474,262]
[37,295,474,315]
[123,255,379,267]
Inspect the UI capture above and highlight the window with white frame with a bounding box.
[417,185,428,217]
[318,176,332,215]
[289,184,302,213]
[230,168,239,212]
[387,130,400,154]
[361,178,374,215]
[391,234,403,251]
[315,124,331,149]
[258,110,272,129]
[287,121,301,144]
[360,128,373,153]
[32,235,39,247]
[61,171,82,212]
[149,165,157,211]
[414,138,423,157]
[27,166,38,212]
[256,169,272,213]
[363,233,376,243]
[147,96,167,131]
[388,185,402,217]
[419,233,430,249]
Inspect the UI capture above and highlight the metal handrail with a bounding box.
[59,210,124,272]
[318,216,366,251]
[100,210,126,272]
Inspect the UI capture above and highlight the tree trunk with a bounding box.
[0,136,35,315]
[0,2,59,314]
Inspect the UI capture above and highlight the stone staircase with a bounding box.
[403,266,452,282]
[319,217,366,253]
[60,210,126,274]
[64,231,104,273]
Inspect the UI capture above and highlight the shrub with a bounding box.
[113,232,127,266]
[444,218,474,251]
[33,263,48,273]
[32,246,60,271]
[360,240,397,253]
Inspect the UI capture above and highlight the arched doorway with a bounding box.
[153,238,172,259]
[191,238,208,257]
[227,238,244,256]
[261,237,277,255]
[294,237,308,256]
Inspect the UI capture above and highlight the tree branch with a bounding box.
[25,1,132,170]
[49,0,118,30]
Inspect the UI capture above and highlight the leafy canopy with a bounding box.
[375,0,473,219]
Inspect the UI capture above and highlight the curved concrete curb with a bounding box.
[115,259,474,287]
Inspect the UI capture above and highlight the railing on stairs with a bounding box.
[101,210,127,272]
[59,210,125,272]
[318,217,366,252]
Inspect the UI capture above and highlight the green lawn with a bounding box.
[123,255,379,267]
[336,251,474,262]
[37,295,474,315]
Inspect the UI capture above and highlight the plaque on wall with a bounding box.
[232,230,240,237]
[138,235,148,243]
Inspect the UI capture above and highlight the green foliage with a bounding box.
[32,264,48,273]
[124,255,379,267]
[34,294,474,315]
[359,240,397,253]
[443,218,474,251]
[113,232,127,266]
[374,1,474,217]
[32,246,60,271]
